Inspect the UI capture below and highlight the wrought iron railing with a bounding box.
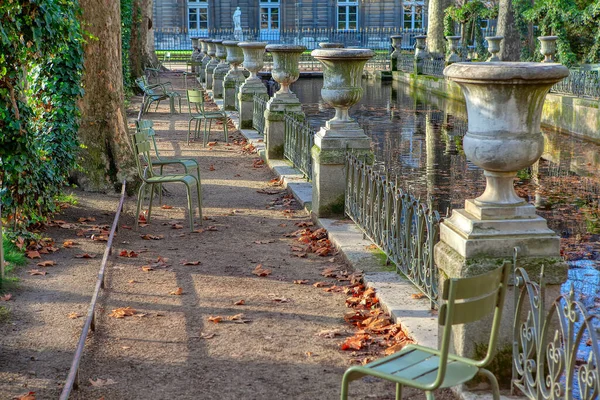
[154,27,427,51]
[252,93,269,135]
[422,58,445,77]
[365,52,391,72]
[551,68,600,99]
[283,112,315,180]
[512,258,600,399]
[398,53,414,73]
[345,153,442,307]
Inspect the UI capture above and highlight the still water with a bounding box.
[292,78,600,304]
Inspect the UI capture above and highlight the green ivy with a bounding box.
[0,1,84,227]
[121,0,134,96]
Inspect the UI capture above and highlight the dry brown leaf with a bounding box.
[119,250,138,258]
[0,294,12,301]
[128,280,138,284]
[171,224,184,230]
[15,392,36,400]
[46,246,60,253]
[170,287,183,295]
[234,299,245,305]
[316,329,341,338]
[411,293,426,300]
[182,260,201,266]
[384,342,408,355]
[208,165,216,171]
[78,217,96,223]
[68,312,82,319]
[208,316,222,323]
[294,280,309,285]
[28,269,47,276]
[305,351,314,357]
[26,250,41,259]
[140,234,164,240]
[313,281,329,288]
[89,378,117,387]
[36,260,56,267]
[200,332,216,339]
[141,266,154,272]
[252,264,272,277]
[228,313,244,321]
[161,205,174,209]
[109,307,137,318]
[63,240,78,248]
[271,297,291,303]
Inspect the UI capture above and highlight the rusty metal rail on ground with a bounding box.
[59,181,126,400]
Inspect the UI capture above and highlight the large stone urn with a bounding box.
[199,39,210,83]
[414,35,428,74]
[390,35,403,71]
[310,48,375,217]
[538,36,558,63]
[204,39,219,90]
[445,36,461,64]
[223,41,245,111]
[435,62,569,364]
[238,42,268,128]
[190,37,202,74]
[485,36,503,61]
[263,45,306,160]
[212,39,229,98]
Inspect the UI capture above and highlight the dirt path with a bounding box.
[0,73,454,400]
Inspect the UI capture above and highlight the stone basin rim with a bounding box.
[212,39,224,44]
[223,40,241,46]
[266,44,307,52]
[239,41,268,48]
[311,48,375,59]
[444,62,569,82]
[538,35,559,40]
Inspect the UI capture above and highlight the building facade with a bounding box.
[153,0,427,36]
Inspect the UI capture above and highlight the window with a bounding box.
[402,1,424,30]
[188,0,208,32]
[338,1,358,31]
[260,0,280,31]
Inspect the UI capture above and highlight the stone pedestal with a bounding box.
[212,40,229,99]
[204,40,219,90]
[263,45,306,160]
[414,35,428,74]
[435,62,569,372]
[238,42,267,129]
[199,39,211,84]
[390,35,403,71]
[223,41,245,111]
[310,48,375,217]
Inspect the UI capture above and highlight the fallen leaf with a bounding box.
[78,217,96,223]
[365,244,378,250]
[28,270,47,276]
[63,240,78,248]
[109,307,137,318]
[36,260,56,267]
[75,253,96,259]
[294,280,309,285]
[15,392,36,400]
[252,264,272,277]
[161,205,174,209]
[228,313,244,321]
[89,378,117,387]
[26,251,41,259]
[234,299,245,305]
[208,165,216,171]
[411,293,426,300]
[0,294,12,301]
[141,266,154,272]
[200,332,216,339]
[385,342,408,355]
[316,329,341,338]
[171,224,184,230]
[271,297,291,303]
[140,234,164,240]
[254,240,275,244]
[68,312,82,319]
[208,316,222,323]
[46,246,60,253]
[128,280,138,284]
[119,250,138,258]
[305,351,314,357]
[182,260,201,265]
[313,281,329,288]
[170,287,183,295]
[121,225,132,230]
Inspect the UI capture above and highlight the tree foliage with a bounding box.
[0,1,84,227]
[444,0,498,59]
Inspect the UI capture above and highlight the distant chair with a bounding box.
[131,130,202,232]
[340,261,511,400]
[135,77,181,116]
[186,89,228,146]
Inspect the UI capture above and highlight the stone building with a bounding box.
[153,0,427,36]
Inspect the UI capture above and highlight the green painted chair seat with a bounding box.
[144,173,197,185]
[186,89,228,146]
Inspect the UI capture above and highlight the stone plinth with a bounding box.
[199,39,211,84]
[212,40,229,99]
[264,45,306,160]
[223,41,245,111]
[310,48,375,217]
[204,40,219,90]
[238,42,267,129]
[434,62,569,374]
[390,35,402,71]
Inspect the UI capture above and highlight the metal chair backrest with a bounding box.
[135,77,156,96]
[187,89,206,115]
[436,261,511,375]
[135,119,162,160]
[131,131,155,180]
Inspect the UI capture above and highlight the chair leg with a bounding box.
[155,100,161,112]
[195,175,202,223]
[147,183,155,223]
[340,372,351,400]
[395,384,402,400]
[135,182,146,231]
[480,368,500,400]
[159,166,164,204]
[185,184,194,232]
[187,119,193,145]
[425,391,435,400]
[223,117,228,143]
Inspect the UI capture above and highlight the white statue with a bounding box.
[233,7,242,31]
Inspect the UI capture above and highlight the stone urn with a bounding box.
[191,37,199,50]
[311,48,374,124]
[445,36,461,64]
[223,40,245,110]
[414,35,428,60]
[239,42,267,83]
[319,43,344,49]
[485,36,503,61]
[265,44,306,95]
[538,36,558,63]
[390,35,403,71]
[205,39,220,89]
[224,41,244,70]
[212,39,230,97]
[444,62,569,207]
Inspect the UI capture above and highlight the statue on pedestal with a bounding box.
[233,7,242,40]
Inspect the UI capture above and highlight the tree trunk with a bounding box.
[497,0,521,61]
[427,0,451,59]
[143,0,160,68]
[77,0,138,192]
[130,0,159,76]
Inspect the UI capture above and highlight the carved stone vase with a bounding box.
[538,36,558,63]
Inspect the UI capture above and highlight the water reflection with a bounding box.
[293,78,600,294]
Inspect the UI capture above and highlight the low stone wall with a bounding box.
[392,70,600,142]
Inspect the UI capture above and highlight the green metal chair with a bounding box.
[340,261,511,400]
[135,77,181,115]
[186,89,228,146]
[131,131,202,232]
[135,119,202,205]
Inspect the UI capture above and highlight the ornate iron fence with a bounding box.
[252,93,269,135]
[399,53,414,73]
[422,58,445,77]
[366,52,391,72]
[154,27,426,51]
[512,260,600,399]
[551,68,600,99]
[345,153,442,307]
[283,112,315,180]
